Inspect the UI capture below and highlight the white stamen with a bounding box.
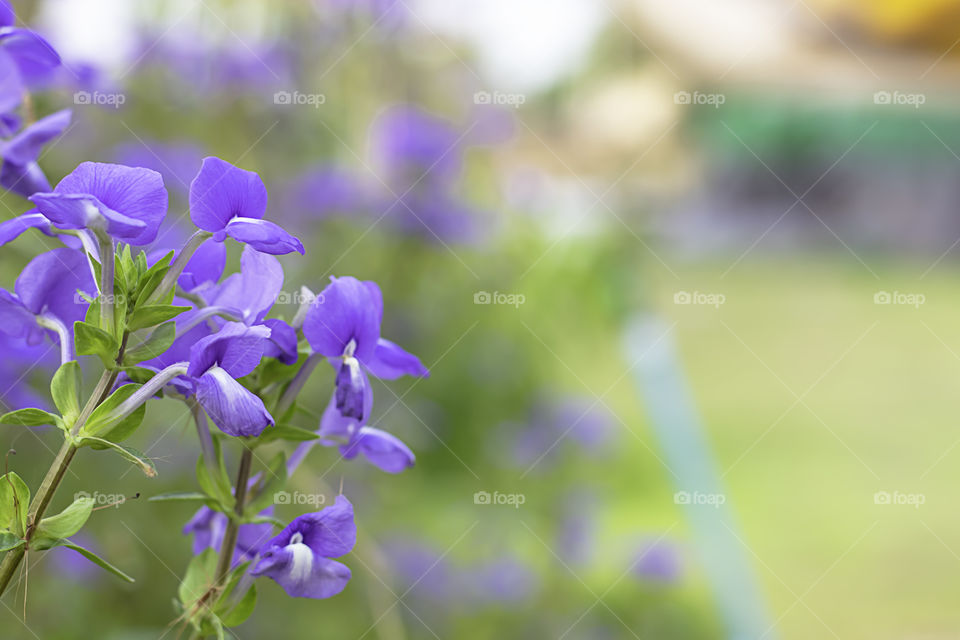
[343,338,357,358]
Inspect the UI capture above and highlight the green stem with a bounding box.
[149,230,212,305]
[0,334,128,597]
[214,447,254,583]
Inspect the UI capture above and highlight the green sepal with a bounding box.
[51,361,82,423]
[134,250,174,307]
[0,472,30,537]
[81,383,145,442]
[76,436,157,478]
[74,320,120,368]
[128,305,190,332]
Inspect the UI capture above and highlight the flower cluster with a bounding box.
[0,5,430,632]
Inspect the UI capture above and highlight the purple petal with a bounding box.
[30,192,148,239]
[335,357,367,420]
[343,427,415,473]
[302,276,382,361]
[0,49,22,115]
[189,156,267,231]
[0,28,61,87]
[15,248,93,324]
[223,217,304,255]
[207,245,283,324]
[0,109,71,198]
[43,162,168,244]
[0,2,13,28]
[0,213,52,247]
[365,338,428,380]
[262,318,298,365]
[0,288,35,340]
[261,495,356,558]
[196,366,273,437]
[187,321,270,378]
[178,237,225,292]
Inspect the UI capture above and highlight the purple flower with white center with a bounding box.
[251,495,356,599]
[189,156,304,256]
[183,505,274,565]
[0,109,71,198]
[302,276,428,422]
[318,390,414,473]
[28,162,168,245]
[0,248,94,361]
[186,322,275,437]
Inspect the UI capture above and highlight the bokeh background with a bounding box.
[3,0,960,638]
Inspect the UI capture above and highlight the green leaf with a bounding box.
[253,424,320,446]
[82,383,145,442]
[128,305,190,332]
[218,579,257,627]
[76,436,157,478]
[33,496,94,545]
[245,452,286,516]
[179,548,217,607]
[148,491,208,503]
[196,439,234,508]
[59,542,135,583]
[50,361,82,422]
[135,251,174,306]
[74,321,120,368]
[0,532,23,553]
[120,366,158,385]
[0,408,60,428]
[123,321,176,365]
[0,472,30,537]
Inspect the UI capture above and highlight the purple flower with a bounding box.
[279,166,372,223]
[29,162,168,245]
[0,6,61,116]
[632,537,682,583]
[183,505,274,565]
[186,322,275,437]
[302,276,428,422]
[0,109,71,198]
[318,391,414,473]
[189,156,304,255]
[0,248,94,349]
[251,495,356,599]
[370,105,463,191]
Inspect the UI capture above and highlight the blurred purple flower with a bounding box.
[113,140,204,200]
[279,166,372,224]
[0,109,71,198]
[184,505,274,565]
[632,537,682,583]
[0,3,61,116]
